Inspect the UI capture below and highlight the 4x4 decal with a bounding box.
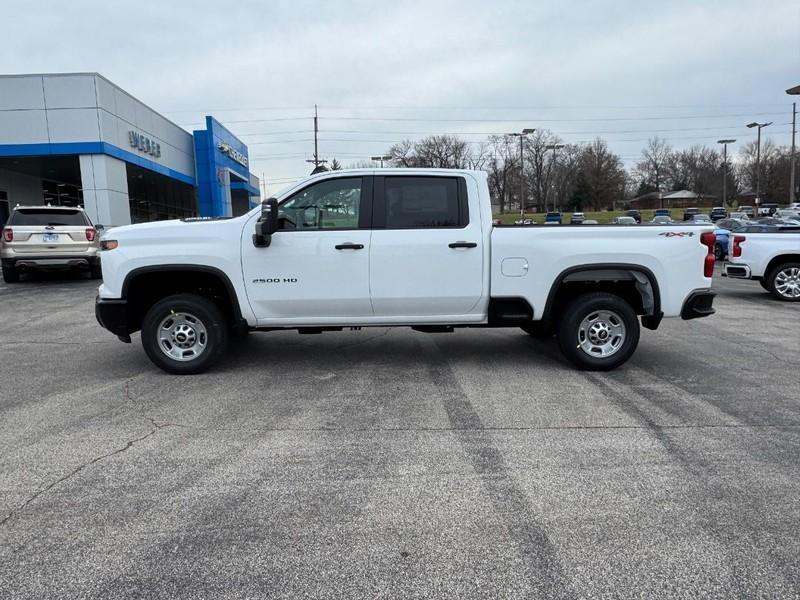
[659,231,695,238]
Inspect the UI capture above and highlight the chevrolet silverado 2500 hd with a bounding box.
[95,169,717,374]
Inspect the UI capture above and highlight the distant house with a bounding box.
[629,189,716,209]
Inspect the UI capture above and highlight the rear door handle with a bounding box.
[335,243,364,250]
[448,241,478,249]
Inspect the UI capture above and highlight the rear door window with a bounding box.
[378,176,466,229]
[9,209,89,226]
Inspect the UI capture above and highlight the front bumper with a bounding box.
[722,262,751,279]
[95,297,132,342]
[681,289,716,320]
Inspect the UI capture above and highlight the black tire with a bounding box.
[714,243,724,261]
[520,322,552,338]
[90,263,102,279]
[2,265,19,283]
[759,278,771,291]
[556,292,640,371]
[767,262,800,302]
[141,293,229,374]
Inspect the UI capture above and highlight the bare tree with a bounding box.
[636,137,672,199]
[485,135,519,214]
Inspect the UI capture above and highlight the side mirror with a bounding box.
[253,198,278,247]
[95,224,105,231]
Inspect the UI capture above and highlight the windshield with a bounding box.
[9,209,89,227]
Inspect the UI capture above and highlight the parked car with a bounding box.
[654,208,671,217]
[514,218,536,225]
[1,205,102,283]
[713,218,749,261]
[650,215,673,225]
[612,216,637,225]
[776,208,800,220]
[570,212,585,225]
[544,212,562,225]
[682,207,700,221]
[625,209,642,223]
[758,203,779,216]
[723,226,800,301]
[737,206,756,219]
[691,214,713,224]
[94,168,717,374]
[710,207,727,221]
[582,219,598,225]
[729,211,750,220]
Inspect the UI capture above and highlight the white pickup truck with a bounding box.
[95,169,717,374]
[722,227,800,300]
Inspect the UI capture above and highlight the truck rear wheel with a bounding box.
[768,262,800,302]
[556,292,640,371]
[141,293,229,374]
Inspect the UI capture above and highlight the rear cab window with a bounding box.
[8,209,90,227]
[375,176,468,229]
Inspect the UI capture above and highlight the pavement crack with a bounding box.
[0,426,158,527]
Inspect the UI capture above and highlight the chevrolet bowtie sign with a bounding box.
[128,131,161,158]
[218,142,248,167]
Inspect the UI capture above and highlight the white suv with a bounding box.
[1,205,102,283]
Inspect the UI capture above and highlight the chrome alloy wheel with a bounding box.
[157,312,208,361]
[774,267,800,299]
[577,309,626,357]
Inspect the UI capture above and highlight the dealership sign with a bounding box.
[218,142,248,167]
[128,131,161,158]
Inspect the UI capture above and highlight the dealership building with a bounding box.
[0,73,260,227]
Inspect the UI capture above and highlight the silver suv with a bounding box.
[1,205,102,283]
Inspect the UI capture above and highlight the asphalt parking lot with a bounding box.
[1,267,799,599]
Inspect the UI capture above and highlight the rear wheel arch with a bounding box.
[764,254,800,281]
[541,264,661,325]
[122,265,245,334]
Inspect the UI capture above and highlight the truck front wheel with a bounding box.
[556,292,640,371]
[141,293,229,374]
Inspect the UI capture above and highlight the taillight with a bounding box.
[700,232,715,278]
[101,240,118,251]
[85,228,96,242]
[1,228,12,243]
[732,235,745,258]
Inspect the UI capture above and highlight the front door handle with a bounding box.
[448,241,478,249]
[335,243,364,250]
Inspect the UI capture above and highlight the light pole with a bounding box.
[787,85,799,203]
[545,143,565,212]
[370,155,392,168]
[746,121,772,212]
[508,128,536,215]
[717,139,736,208]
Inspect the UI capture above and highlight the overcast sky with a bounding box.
[4,0,799,193]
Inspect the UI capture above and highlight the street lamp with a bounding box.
[507,128,535,215]
[370,155,392,168]
[545,143,565,212]
[746,121,772,211]
[716,139,736,208]
[787,85,799,203]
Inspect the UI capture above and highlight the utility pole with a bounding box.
[306,104,327,173]
[746,121,772,211]
[787,86,800,203]
[508,128,535,215]
[545,143,565,212]
[717,139,736,207]
[792,102,797,203]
